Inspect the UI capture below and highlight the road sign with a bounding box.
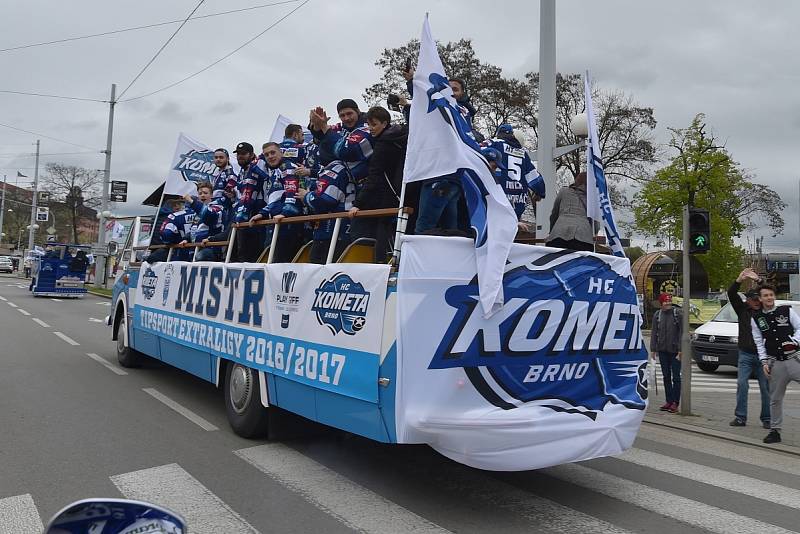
[38,191,50,203]
[36,206,49,222]
[110,180,128,202]
[46,235,57,243]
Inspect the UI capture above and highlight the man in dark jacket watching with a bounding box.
[349,106,406,263]
[727,268,770,428]
[650,293,683,413]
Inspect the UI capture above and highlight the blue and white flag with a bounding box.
[585,72,625,257]
[403,16,518,316]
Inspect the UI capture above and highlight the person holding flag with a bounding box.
[403,15,518,316]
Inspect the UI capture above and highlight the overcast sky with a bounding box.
[1,0,798,252]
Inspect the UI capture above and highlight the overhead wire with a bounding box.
[0,122,100,151]
[0,90,106,102]
[121,0,310,103]
[117,0,207,100]
[0,1,301,54]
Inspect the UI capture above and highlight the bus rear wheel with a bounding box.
[224,363,269,438]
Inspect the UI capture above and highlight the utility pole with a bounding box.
[536,0,557,240]
[95,83,116,288]
[680,205,692,415]
[0,174,6,245]
[27,140,40,252]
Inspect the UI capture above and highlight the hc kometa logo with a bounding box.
[311,273,369,335]
[430,252,649,418]
[174,149,218,183]
[141,267,158,301]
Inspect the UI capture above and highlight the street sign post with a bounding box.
[36,206,49,222]
[110,180,128,202]
[38,191,50,203]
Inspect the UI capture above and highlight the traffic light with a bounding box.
[688,208,710,254]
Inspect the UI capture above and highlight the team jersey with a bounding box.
[187,199,225,243]
[232,158,271,223]
[159,208,195,260]
[279,138,307,167]
[211,165,238,201]
[305,160,353,240]
[316,119,373,181]
[481,137,546,220]
[304,142,321,179]
[260,160,305,218]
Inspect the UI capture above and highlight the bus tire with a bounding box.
[224,363,269,438]
[116,312,143,368]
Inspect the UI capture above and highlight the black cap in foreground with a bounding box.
[233,142,254,154]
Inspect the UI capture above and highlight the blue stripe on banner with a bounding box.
[133,306,379,403]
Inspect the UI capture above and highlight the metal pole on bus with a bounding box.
[535,0,557,240]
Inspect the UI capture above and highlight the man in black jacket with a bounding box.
[727,268,770,428]
[348,106,406,263]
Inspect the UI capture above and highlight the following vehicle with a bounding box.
[29,244,92,298]
[691,297,800,372]
[0,255,13,273]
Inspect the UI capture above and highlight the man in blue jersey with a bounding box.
[249,142,306,263]
[155,198,195,262]
[481,124,545,232]
[210,148,238,229]
[232,141,270,262]
[184,182,225,262]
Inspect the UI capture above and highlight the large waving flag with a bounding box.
[585,71,625,258]
[403,16,518,316]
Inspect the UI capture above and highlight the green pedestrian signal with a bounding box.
[688,208,710,254]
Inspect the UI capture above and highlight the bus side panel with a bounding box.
[377,342,398,443]
[315,389,389,443]
[132,327,161,358]
[271,375,316,421]
[159,338,214,383]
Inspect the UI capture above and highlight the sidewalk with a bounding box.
[646,382,800,454]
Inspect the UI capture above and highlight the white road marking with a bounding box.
[16,308,30,316]
[7,301,17,308]
[0,294,6,300]
[547,462,795,534]
[0,493,44,533]
[96,301,111,306]
[4,284,12,286]
[49,298,62,302]
[53,331,80,346]
[86,352,128,376]
[237,444,452,534]
[618,448,800,509]
[88,317,104,323]
[142,388,219,431]
[111,463,257,534]
[639,425,800,476]
[31,318,50,328]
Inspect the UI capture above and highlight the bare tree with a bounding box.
[40,163,102,243]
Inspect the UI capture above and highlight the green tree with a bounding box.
[632,114,785,288]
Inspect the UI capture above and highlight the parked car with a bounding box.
[0,256,13,273]
[691,297,800,372]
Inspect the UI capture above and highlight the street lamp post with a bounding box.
[0,174,7,246]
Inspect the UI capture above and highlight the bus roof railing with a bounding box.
[131,207,414,265]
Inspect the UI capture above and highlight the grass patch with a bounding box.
[86,286,113,298]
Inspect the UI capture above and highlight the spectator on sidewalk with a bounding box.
[750,284,800,444]
[727,268,770,428]
[650,293,683,413]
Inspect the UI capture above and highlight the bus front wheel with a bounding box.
[224,363,269,438]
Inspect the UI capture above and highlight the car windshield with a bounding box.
[711,303,739,322]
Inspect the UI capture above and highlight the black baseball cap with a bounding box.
[745,289,760,300]
[233,142,254,154]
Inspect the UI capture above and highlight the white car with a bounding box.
[691,298,800,372]
[0,256,13,273]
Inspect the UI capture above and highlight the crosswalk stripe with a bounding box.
[639,425,800,477]
[0,493,44,533]
[618,448,800,508]
[237,444,452,534]
[545,462,794,534]
[111,463,257,534]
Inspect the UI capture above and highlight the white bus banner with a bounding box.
[395,236,648,471]
[133,261,390,402]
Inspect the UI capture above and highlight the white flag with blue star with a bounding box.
[585,71,626,257]
[403,15,518,316]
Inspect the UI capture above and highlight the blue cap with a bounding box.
[497,123,514,135]
[480,147,506,171]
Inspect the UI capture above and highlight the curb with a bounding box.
[86,288,112,299]
[643,415,800,457]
